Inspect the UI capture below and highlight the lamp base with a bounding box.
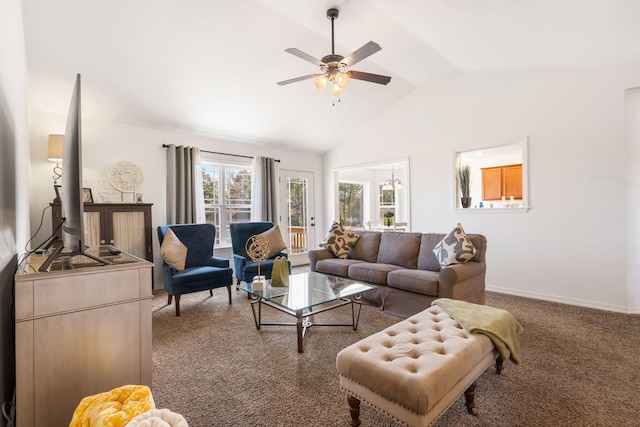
[252,276,266,291]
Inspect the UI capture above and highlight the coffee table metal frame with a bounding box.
[238,272,376,353]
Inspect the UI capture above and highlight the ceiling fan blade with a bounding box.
[277,74,317,86]
[342,41,382,67]
[284,48,324,66]
[349,70,392,85]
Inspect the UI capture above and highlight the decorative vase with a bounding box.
[386,218,391,227]
[461,197,472,208]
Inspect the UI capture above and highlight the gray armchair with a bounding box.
[157,223,233,316]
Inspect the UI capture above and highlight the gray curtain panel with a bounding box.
[251,156,279,222]
[166,144,203,224]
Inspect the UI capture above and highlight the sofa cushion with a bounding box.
[316,258,365,277]
[255,225,288,258]
[350,231,381,262]
[417,234,445,272]
[467,234,486,262]
[349,263,403,285]
[433,223,477,267]
[377,232,422,268]
[387,269,439,297]
[320,222,360,259]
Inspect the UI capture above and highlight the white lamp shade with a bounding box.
[47,134,64,162]
[314,75,329,91]
[336,71,351,88]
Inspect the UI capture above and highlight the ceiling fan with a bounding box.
[277,8,391,98]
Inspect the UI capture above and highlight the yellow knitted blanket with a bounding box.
[432,298,524,364]
[69,385,155,427]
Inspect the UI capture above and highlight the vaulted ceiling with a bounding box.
[22,0,640,153]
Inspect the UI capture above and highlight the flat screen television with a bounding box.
[39,74,110,271]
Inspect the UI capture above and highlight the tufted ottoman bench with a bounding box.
[336,305,504,427]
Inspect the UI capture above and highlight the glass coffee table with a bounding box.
[238,271,377,353]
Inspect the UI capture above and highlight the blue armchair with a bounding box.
[157,223,233,316]
[230,221,291,285]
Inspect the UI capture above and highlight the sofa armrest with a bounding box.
[308,249,335,272]
[438,261,486,301]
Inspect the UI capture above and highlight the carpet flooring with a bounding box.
[151,282,640,426]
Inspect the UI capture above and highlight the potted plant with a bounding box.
[383,211,394,227]
[457,164,472,208]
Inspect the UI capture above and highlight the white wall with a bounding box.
[29,112,323,288]
[324,66,640,313]
[0,0,31,411]
[626,87,640,310]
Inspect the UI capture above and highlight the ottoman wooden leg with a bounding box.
[464,382,478,416]
[347,395,361,426]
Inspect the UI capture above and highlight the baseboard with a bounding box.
[486,285,638,314]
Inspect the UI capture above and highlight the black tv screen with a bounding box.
[60,73,84,253]
[38,74,109,271]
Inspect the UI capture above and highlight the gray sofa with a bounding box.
[308,230,487,318]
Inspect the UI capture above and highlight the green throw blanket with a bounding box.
[432,298,523,365]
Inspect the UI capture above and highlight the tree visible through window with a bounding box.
[339,182,363,227]
[202,163,251,246]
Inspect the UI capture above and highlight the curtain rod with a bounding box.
[162,144,279,162]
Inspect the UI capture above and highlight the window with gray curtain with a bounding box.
[165,144,204,224]
[250,156,279,222]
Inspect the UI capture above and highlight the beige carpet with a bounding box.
[151,283,640,426]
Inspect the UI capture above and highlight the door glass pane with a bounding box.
[285,177,308,254]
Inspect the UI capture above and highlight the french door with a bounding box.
[279,170,315,266]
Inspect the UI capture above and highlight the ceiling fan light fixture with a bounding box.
[314,74,329,91]
[277,7,392,101]
[336,71,351,88]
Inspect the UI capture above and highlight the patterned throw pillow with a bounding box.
[320,222,360,259]
[433,223,477,267]
[160,228,188,271]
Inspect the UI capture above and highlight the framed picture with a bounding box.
[53,185,61,201]
[82,188,94,203]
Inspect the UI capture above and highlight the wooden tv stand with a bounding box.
[14,247,153,427]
